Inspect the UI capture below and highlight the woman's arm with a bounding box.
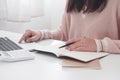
[99,3,120,53]
[65,38,120,54]
[98,38,120,53]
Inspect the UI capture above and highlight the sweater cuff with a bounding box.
[39,30,45,40]
[101,38,108,52]
[40,30,52,40]
[95,39,103,52]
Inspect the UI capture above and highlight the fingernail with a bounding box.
[68,48,71,50]
[66,47,68,49]
[26,39,30,43]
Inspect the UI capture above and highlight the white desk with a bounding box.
[0,30,120,80]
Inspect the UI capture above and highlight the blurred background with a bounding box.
[0,0,66,33]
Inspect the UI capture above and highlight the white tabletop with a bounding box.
[0,30,120,80]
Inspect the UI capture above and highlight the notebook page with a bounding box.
[34,40,66,57]
[34,39,109,62]
[59,48,109,62]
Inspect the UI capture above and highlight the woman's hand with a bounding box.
[66,38,97,52]
[19,30,42,43]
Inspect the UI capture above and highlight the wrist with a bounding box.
[95,39,103,52]
[38,31,44,40]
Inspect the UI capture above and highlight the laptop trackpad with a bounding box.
[0,50,35,62]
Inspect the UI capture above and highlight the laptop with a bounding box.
[0,37,35,62]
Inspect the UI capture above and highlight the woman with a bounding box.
[19,0,120,53]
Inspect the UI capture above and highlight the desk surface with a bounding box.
[0,30,120,80]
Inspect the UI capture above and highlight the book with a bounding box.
[62,59,101,69]
[34,39,109,62]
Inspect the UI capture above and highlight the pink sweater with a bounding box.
[41,0,120,53]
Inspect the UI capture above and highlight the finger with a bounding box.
[19,35,28,43]
[66,38,80,44]
[71,46,89,52]
[71,45,96,52]
[67,40,87,50]
[66,42,81,50]
[19,36,25,43]
[19,33,28,43]
[19,30,32,43]
[26,36,39,43]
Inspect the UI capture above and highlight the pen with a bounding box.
[59,42,75,48]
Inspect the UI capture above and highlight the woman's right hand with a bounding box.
[19,30,42,43]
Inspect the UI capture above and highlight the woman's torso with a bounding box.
[68,0,119,40]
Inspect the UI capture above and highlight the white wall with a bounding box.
[49,0,66,29]
[0,0,66,33]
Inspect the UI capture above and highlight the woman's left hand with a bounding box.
[66,38,97,52]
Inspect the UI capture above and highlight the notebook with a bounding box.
[33,39,109,62]
[62,59,101,69]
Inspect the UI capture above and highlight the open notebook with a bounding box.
[34,39,109,62]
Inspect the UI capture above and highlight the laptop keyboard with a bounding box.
[0,37,23,51]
